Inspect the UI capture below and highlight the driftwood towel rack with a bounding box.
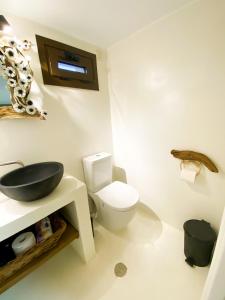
[171,150,218,173]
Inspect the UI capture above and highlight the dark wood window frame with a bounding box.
[36,35,99,90]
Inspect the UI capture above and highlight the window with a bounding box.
[36,35,99,90]
[57,62,87,74]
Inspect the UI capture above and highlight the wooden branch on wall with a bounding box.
[171,150,219,173]
[0,106,42,120]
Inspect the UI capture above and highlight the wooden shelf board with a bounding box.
[0,106,43,120]
[0,223,79,294]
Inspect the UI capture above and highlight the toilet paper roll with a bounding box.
[12,232,36,256]
[180,161,201,183]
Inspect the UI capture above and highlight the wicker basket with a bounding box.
[0,214,67,283]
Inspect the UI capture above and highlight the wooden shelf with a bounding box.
[0,223,79,294]
[0,106,44,120]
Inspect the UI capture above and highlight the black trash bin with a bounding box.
[183,219,217,267]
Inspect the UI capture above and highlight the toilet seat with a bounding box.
[95,181,139,212]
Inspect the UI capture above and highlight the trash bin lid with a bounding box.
[183,219,217,242]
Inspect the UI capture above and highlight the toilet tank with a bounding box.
[83,152,112,193]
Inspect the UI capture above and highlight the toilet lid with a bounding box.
[95,181,139,211]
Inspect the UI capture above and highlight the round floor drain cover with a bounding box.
[114,262,127,277]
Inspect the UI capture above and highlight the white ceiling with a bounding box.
[1,0,195,48]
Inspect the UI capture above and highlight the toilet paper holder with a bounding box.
[180,160,201,175]
[171,149,219,173]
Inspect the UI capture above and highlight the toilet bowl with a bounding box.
[91,181,139,231]
[83,152,139,231]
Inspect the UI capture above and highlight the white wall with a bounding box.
[108,0,225,230]
[0,14,113,180]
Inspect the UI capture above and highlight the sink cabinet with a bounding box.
[0,175,95,293]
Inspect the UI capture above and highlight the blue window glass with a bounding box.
[57,62,87,74]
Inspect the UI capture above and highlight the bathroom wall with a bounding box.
[0,14,113,180]
[108,0,225,230]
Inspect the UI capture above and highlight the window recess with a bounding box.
[36,35,99,90]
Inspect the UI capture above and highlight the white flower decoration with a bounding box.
[12,61,20,68]
[19,78,28,87]
[14,86,26,98]
[26,105,36,115]
[19,64,29,73]
[5,66,16,77]
[22,40,31,50]
[0,38,44,118]
[7,78,17,87]
[13,103,25,113]
[26,74,32,82]
[4,47,17,61]
[8,39,17,47]
[40,110,48,118]
[26,99,33,106]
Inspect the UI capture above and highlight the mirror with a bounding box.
[0,76,11,106]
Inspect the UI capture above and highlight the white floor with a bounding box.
[2,205,208,300]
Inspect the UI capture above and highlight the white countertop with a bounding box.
[0,175,85,242]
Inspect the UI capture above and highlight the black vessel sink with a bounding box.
[0,162,64,202]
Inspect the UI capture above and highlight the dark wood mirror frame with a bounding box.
[36,35,99,91]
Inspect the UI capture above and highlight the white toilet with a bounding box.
[83,152,139,231]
